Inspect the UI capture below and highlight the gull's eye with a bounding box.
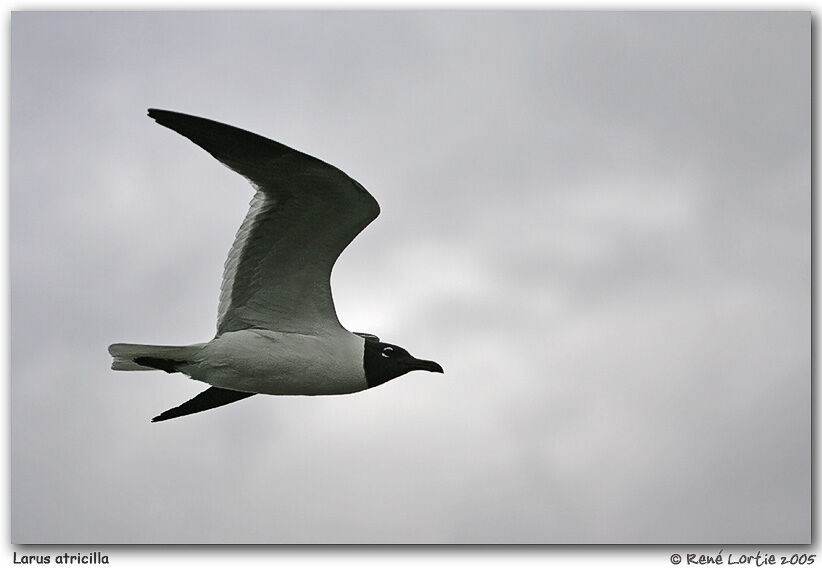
[381,346,394,358]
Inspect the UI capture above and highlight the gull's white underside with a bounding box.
[180,329,369,396]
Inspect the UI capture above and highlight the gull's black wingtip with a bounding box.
[150,409,174,423]
[147,108,177,125]
[150,386,256,423]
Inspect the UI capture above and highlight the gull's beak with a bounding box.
[412,358,444,374]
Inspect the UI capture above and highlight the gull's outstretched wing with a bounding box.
[147,109,380,335]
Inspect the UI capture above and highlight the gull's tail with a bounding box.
[109,342,255,422]
[108,343,204,372]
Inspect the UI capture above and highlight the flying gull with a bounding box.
[109,109,443,422]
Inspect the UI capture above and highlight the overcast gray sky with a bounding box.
[10,11,809,544]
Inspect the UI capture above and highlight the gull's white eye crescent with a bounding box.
[381,346,394,358]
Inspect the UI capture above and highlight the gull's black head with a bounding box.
[363,339,444,388]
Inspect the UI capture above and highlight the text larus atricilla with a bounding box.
[109,109,443,422]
